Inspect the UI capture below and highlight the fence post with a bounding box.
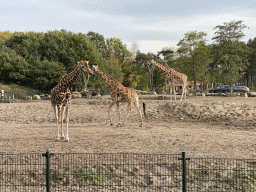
[178,151,190,192]
[43,150,54,192]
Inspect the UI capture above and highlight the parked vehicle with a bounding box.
[232,86,250,93]
[209,85,230,93]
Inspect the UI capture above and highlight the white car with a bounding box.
[232,86,250,93]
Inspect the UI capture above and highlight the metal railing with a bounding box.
[0,151,255,191]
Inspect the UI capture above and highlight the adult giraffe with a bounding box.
[145,57,187,101]
[92,64,146,127]
[51,60,93,141]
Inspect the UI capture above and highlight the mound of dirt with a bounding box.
[1,97,256,129]
[145,100,256,128]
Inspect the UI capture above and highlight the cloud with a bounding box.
[1,0,256,53]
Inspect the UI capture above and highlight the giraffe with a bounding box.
[92,64,146,127]
[145,57,187,101]
[51,60,93,141]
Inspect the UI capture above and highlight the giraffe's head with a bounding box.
[92,64,99,73]
[79,60,93,75]
[144,57,154,67]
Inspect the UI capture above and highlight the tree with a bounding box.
[87,31,108,58]
[4,30,104,90]
[177,31,212,94]
[87,32,134,87]
[211,20,251,88]
[157,48,174,92]
[103,52,123,83]
[106,37,132,63]
[0,46,31,85]
[0,31,13,40]
[246,38,256,89]
[135,51,155,91]
[130,41,140,59]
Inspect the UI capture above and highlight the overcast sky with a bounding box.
[1,0,256,54]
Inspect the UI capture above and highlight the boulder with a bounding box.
[26,96,32,100]
[32,95,41,100]
[72,92,82,98]
[240,93,248,97]
[247,92,256,97]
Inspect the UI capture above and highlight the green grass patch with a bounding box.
[0,83,45,99]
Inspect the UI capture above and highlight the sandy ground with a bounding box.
[0,95,256,159]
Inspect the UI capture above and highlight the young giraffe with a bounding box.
[92,65,146,127]
[145,57,187,101]
[51,60,93,141]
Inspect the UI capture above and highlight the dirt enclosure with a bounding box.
[0,95,256,159]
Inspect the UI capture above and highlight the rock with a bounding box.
[92,95,102,100]
[72,92,82,98]
[247,92,256,97]
[26,96,32,100]
[240,93,248,97]
[32,95,41,100]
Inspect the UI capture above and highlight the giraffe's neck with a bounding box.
[153,60,171,74]
[96,68,120,89]
[59,65,82,89]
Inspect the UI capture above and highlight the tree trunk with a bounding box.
[81,73,91,92]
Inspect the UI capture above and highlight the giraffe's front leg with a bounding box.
[116,102,123,127]
[53,104,60,141]
[108,100,116,126]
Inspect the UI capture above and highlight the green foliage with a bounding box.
[0,31,13,40]
[246,38,256,87]
[106,37,132,62]
[211,21,250,86]
[212,20,248,44]
[177,31,213,92]
[0,83,44,99]
[0,46,30,84]
[3,29,104,90]
[87,31,133,87]
[135,51,156,91]
[137,75,149,91]
[121,58,135,87]
[87,31,108,58]
[28,58,66,91]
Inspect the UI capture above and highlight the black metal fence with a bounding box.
[0,151,255,191]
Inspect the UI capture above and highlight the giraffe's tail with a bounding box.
[143,102,146,117]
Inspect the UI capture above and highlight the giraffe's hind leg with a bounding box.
[108,100,116,126]
[122,103,132,127]
[134,96,143,127]
[60,104,66,139]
